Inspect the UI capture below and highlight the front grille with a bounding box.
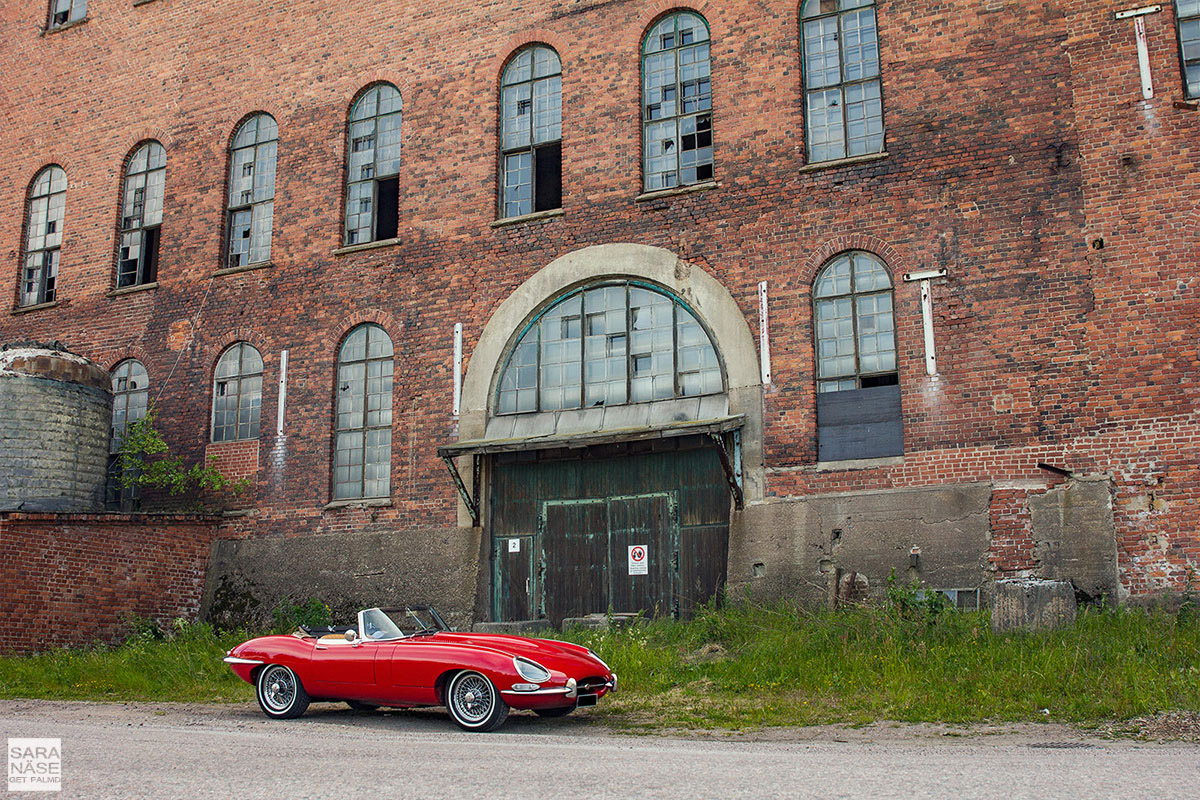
[577,676,608,692]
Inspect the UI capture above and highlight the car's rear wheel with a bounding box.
[256,664,310,720]
[446,670,509,732]
[346,700,379,712]
[534,706,574,718]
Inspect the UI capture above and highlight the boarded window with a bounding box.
[642,12,714,191]
[334,324,394,500]
[20,165,66,307]
[47,0,85,29]
[801,0,884,163]
[344,84,402,245]
[117,142,166,289]
[813,251,901,460]
[496,281,722,415]
[211,343,263,442]
[226,114,278,268]
[1177,1,1200,98]
[106,360,149,511]
[500,45,563,218]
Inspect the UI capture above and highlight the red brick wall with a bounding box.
[0,1,1195,599]
[0,513,219,654]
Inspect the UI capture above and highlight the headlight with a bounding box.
[587,649,610,671]
[514,657,551,684]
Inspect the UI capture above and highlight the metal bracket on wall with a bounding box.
[441,454,481,527]
[708,430,745,510]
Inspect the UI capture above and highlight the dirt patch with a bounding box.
[1097,711,1200,742]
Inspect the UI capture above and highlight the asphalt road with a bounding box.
[3,700,1197,799]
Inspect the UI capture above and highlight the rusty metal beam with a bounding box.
[441,455,480,527]
[708,432,744,510]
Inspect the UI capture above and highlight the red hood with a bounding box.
[428,633,610,674]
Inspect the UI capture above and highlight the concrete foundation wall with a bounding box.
[201,527,484,631]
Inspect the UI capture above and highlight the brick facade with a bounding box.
[0,1,1196,612]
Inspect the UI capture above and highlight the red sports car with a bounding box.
[223,605,616,732]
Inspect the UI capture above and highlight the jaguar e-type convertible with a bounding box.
[223,605,616,732]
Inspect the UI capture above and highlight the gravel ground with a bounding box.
[3,700,1198,799]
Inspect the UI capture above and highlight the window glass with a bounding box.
[496,282,722,414]
[345,84,402,245]
[1177,2,1200,98]
[21,166,66,307]
[334,325,394,500]
[500,46,563,218]
[211,343,263,442]
[801,0,884,162]
[118,142,166,288]
[106,360,148,511]
[227,114,278,268]
[813,251,896,392]
[642,12,714,191]
[48,0,85,29]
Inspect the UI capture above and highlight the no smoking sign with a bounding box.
[628,544,648,576]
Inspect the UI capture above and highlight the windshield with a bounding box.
[358,607,448,640]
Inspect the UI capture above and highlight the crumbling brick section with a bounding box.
[0,512,219,655]
[988,489,1039,577]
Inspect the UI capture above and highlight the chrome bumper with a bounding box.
[223,656,264,666]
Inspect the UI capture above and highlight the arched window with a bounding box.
[801,0,884,163]
[20,165,66,307]
[334,325,394,500]
[1176,1,1200,98]
[212,343,262,442]
[500,46,563,219]
[813,251,900,460]
[106,360,149,511]
[227,113,278,268]
[47,0,85,30]
[642,12,714,191]
[118,141,166,288]
[497,281,722,415]
[345,84,402,245]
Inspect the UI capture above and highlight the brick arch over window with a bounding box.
[457,243,765,514]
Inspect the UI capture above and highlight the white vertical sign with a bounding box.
[1135,17,1154,100]
[757,281,771,385]
[276,349,288,435]
[919,280,937,377]
[452,323,463,417]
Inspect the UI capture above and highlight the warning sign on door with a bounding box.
[628,544,648,576]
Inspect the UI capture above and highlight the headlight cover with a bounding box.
[513,657,552,684]
[586,648,610,671]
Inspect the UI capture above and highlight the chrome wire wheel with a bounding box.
[446,670,509,732]
[260,665,296,712]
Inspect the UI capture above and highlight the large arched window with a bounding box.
[499,46,562,219]
[813,251,900,460]
[497,281,722,415]
[1176,1,1200,98]
[211,343,263,442]
[334,325,394,500]
[226,113,278,268]
[801,0,884,163]
[344,84,402,246]
[20,165,66,307]
[118,141,166,288]
[106,360,149,511]
[641,12,714,192]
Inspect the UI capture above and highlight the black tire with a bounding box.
[446,670,509,732]
[255,664,311,720]
[534,706,574,718]
[346,701,379,712]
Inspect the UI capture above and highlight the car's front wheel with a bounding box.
[446,670,509,732]
[256,664,310,720]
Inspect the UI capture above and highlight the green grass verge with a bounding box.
[1,605,1197,731]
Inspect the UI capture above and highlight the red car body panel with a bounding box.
[226,630,615,711]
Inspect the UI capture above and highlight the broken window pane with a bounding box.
[345,84,402,244]
[642,12,714,191]
[48,0,85,29]
[20,165,66,307]
[117,142,165,288]
[1178,3,1200,98]
[813,251,896,392]
[334,324,393,500]
[802,1,884,163]
[496,282,724,414]
[226,114,277,268]
[106,359,149,511]
[500,46,562,218]
[211,343,263,443]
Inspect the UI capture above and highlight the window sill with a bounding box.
[811,455,904,472]
[324,498,393,510]
[215,261,272,277]
[10,301,59,316]
[491,208,564,228]
[132,0,159,6]
[333,238,401,256]
[42,17,89,35]
[635,180,720,203]
[107,281,159,297]
[798,151,889,174]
